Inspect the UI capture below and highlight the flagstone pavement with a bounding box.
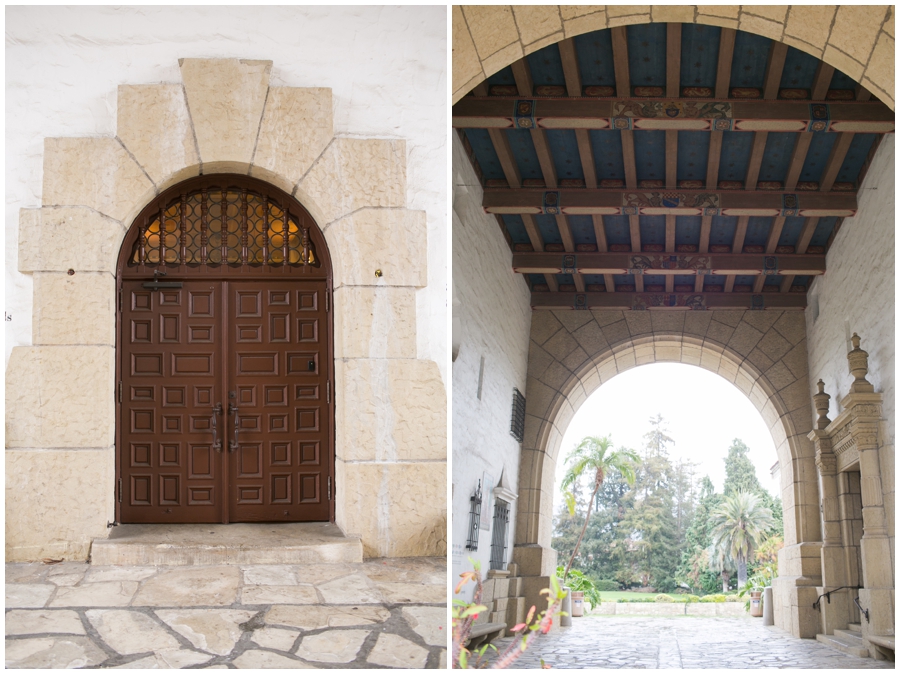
[6,557,447,668]
[486,615,893,669]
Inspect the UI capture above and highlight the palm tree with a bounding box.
[709,490,774,586]
[560,436,638,582]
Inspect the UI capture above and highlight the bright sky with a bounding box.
[553,362,781,514]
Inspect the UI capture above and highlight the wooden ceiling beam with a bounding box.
[511,251,826,275]
[856,84,872,101]
[765,215,786,254]
[795,216,820,254]
[666,130,678,189]
[665,214,676,252]
[667,24,682,98]
[698,215,712,253]
[576,130,598,188]
[522,213,559,291]
[629,215,641,253]
[724,215,749,292]
[511,59,533,96]
[482,189,857,216]
[763,42,789,100]
[592,215,616,292]
[544,274,559,292]
[487,128,522,188]
[820,132,855,192]
[611,26,631,97]
[715,28,736,99]
[811,62,835,101]
[555,215,575,251]
[472,82,489,97]
[530,128,558,188]
[706,131,723,189]
[452,98,894,132]
[559,37,582,97]
[744,132,769,191]
[529,291,806,310]
[784,132,813,190]
[621,130,638,189]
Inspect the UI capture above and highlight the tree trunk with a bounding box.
[721,570,729,593]
[563,473,602,582]
[737,554,748,587]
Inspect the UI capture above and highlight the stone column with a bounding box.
[836,471,863,624]
[842,335,893,655]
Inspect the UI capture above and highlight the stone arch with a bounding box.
[8,58,445,561]
[515,308,822,637]
[452,5,895,108]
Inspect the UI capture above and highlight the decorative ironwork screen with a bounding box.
[129,187,317,268]
[465,480,483,551]
[489,498,510,570]
[510,388,526,442]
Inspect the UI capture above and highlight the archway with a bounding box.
[115,175,334,524]
[514,309,821,638]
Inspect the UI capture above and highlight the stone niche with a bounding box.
[808,334,894,659]
[6,58,446,561]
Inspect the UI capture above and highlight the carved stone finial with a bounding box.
[813,379,831,429]
[847,332,874,393]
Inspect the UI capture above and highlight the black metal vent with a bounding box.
[510,388,526,442]
[489,498,510,570]
[466,480,483,550]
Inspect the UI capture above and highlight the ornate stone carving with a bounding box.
[813,379,831,429]
[847,333,875,393]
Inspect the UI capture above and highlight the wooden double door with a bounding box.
[118,279,332,523]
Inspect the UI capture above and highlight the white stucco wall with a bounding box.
[5,6,447,385]
[451,131,532,600]
[805,135,895,542]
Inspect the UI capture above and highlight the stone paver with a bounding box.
[5,557,446,669]
[487,615,894,669]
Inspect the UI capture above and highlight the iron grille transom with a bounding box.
[510,388,526,442]
[489,498,510,570]
[465,480,483,551]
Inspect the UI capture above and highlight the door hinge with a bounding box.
[118,380,122,404]
[327,476,332,501]
[117,478,122,503]
[326,380,330,403]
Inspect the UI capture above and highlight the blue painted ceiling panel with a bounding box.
[640,215,665,245]
[546,130,584,181]
[705,274,725,286]
[680,23,720,89]
[719,131,754,182]
[535,215,562,245]
[487,66,516,87]
[505,129,543,180]
[733,275,754,285]
[501,215,532,245]
[677,131,710,182]
[758,132,797,182]
[778,216,806,247]
[780,46,819,90]
[793,275,810,287]
[675,216,701,245]
[744,216,773,247]
[709,216,737,245]
[528,274,545,286]
[634,130,666,182]
[800,132,838,182]
[613,274,633,286]
[674,274,695,285]
[569,215,595,245]
[574,30,616,87]
[809,217,838,247]
[526,43,566,87]
[463,129,505,181]
[557,273,574,284]
[830,69,858,91]
[644,274,666,285]
[583,274,606,286]
[837,134,878,184]
[764,275,782,286]
[730,31,772,88]
[589,130,625,181]
[627,23,667,89]
[603,215,631,246]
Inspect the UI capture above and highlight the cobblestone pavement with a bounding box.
[6,557,447,668]
[487,615,893,669]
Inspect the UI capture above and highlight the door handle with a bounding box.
[228,402,239,452]
[211,403,222,452]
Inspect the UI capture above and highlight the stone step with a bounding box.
[816,632,870,658]
[848,623,862,633]
[90,522,363,566]
[834,629,866,646]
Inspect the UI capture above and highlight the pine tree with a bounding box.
[722,438,762,496]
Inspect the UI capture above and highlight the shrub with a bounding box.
[725,594,741,602]
[655,594,673,602]
[655,578,677,593]
[700,594,727,603]
[687,595,700,603]
[595,579,619,592]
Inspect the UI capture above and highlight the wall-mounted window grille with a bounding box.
[510,388,526,442]
[465,480,483,550]
[489,498,510,570]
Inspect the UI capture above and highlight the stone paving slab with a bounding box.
[5,557,447,669]
[486,615,894,669]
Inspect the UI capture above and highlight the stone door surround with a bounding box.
[7,58,446,562]
[516,309,823,638]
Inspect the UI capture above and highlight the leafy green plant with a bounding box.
[699,593,727,603]
[595,579,619,591]
[555,566,601,610]
[737,561,777,612]
[453,561,567,669]
[654,594,673,602]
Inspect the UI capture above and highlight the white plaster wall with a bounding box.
[805,135,895,543]
[5,6,447,385]
[451,131,533,600]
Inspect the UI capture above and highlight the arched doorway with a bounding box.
[115,175,334,524]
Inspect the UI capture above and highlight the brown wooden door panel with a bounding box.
[118,279,332,524]
[119,281,223,523]
[228,280,331,522]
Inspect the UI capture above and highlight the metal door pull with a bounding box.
[211,403,222,452]
[229,403,239,452]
